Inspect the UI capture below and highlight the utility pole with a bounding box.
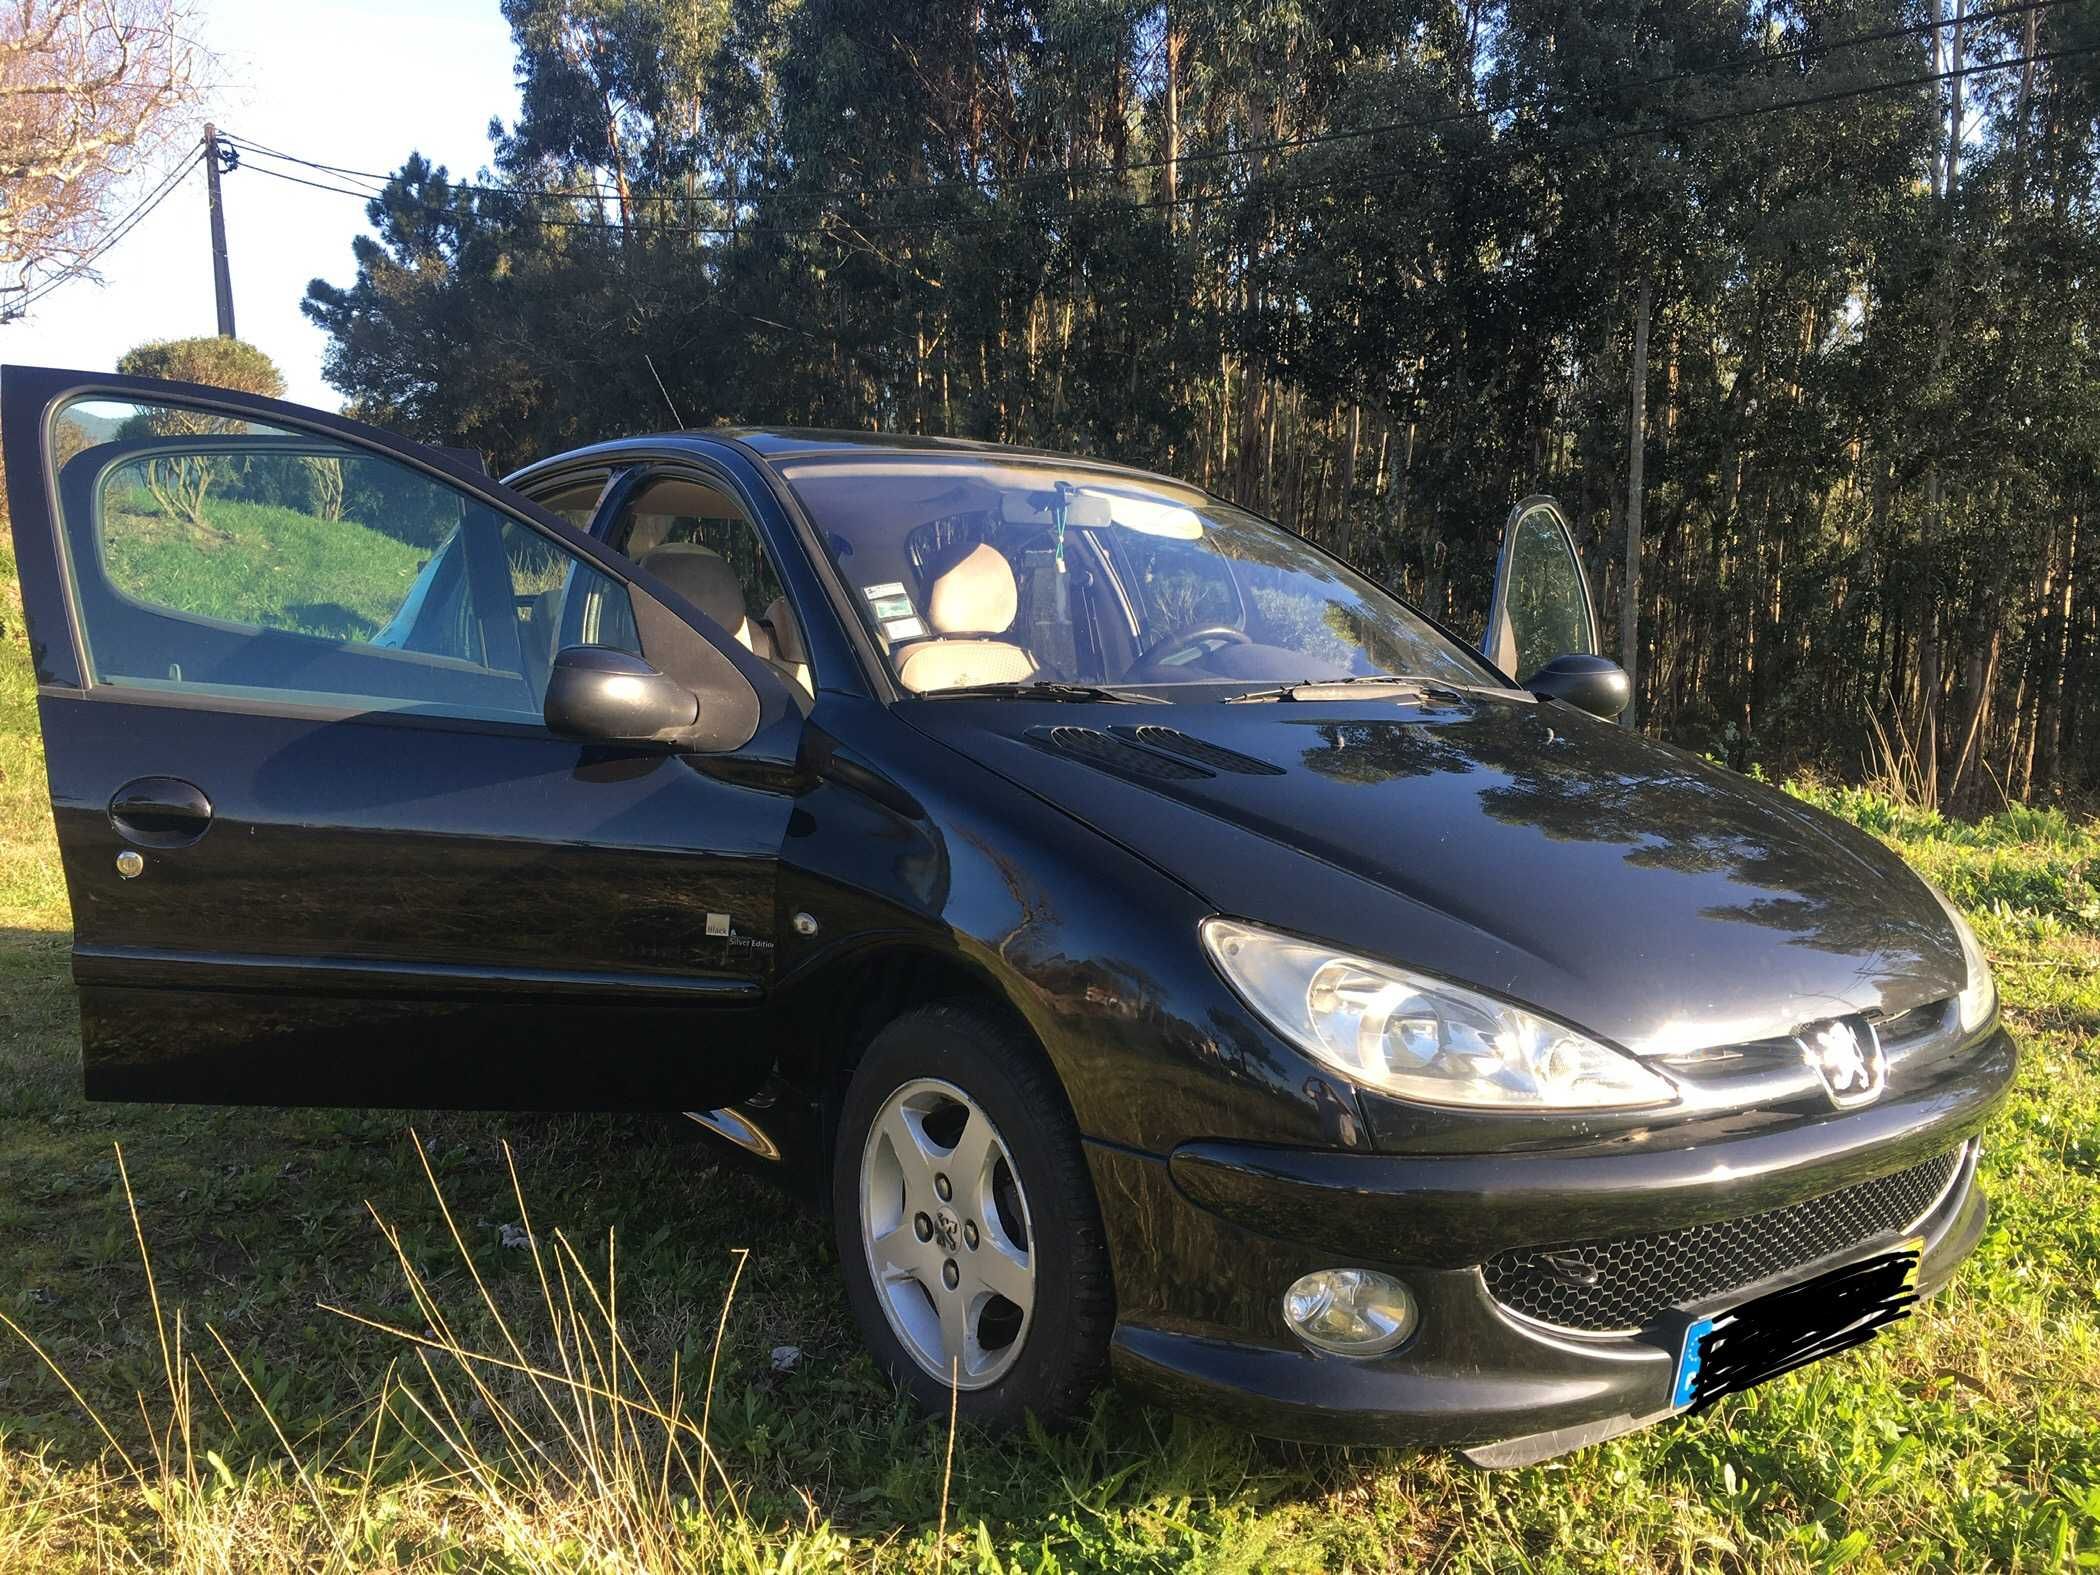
[203,124,235,338]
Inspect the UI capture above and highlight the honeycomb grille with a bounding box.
[1482,1148,1965,1333]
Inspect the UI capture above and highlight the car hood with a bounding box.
[903,690,1966,1057]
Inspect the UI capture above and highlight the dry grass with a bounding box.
[0,1134,873,1572]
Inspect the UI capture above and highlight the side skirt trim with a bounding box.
[72,944,763,1003]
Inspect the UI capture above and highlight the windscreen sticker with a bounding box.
[862,582,916,622]
[882,616,927,642]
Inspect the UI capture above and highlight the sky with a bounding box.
[2,0,521,409]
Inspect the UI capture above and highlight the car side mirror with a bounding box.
[543,646,700,745]
[1524,652,1630,720]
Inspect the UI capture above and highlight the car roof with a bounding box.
[517,427,1191,491]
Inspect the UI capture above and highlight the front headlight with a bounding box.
[1926,884,1998,1034]
[1200,918,1678,1111]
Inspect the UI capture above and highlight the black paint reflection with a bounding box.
[1293,707,1947,969]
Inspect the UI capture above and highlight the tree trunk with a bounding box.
[1163,17,1182,213]
[2037,513,2078,789]
[1340,403,1360,525]
[1619,267,1654,729]
[1946,624,2000,810]
[1919,605,1942,805]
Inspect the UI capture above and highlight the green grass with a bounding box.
[0,543,2096,1569]
[98,490,430,642]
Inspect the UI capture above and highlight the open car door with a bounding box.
[3,364,798,1110]
[1480,496,1627,719]
[1481,496,1597,678]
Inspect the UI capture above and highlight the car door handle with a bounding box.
[109,777,213,848]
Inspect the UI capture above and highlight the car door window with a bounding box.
[527,473,614,533]
[1489,500,1596,680]
[51,396,639,721]
[604,473,811,695]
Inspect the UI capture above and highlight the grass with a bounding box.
[98,487,431,643]
[0,538,2097,1569]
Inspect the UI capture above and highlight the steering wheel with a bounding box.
[1130,624,1251,671]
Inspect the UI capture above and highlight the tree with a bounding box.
[303,0,2100,809]
[115,336,285,531]
[0,0,204,301]
[117,334,286,396]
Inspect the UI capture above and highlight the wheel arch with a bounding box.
[771,935,1052,1090]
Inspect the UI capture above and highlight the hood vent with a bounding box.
[1114,725,1286,776]
[1028,725,1213,781]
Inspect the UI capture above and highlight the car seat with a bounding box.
[894,542,1036,693]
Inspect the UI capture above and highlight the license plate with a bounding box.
[1671,1237,1923,1413]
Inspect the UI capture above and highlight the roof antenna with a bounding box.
[643,354,685,429]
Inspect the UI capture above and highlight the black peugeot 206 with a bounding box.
[5,364,2013,1465]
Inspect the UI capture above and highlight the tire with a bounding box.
[832,1001,1113,1427]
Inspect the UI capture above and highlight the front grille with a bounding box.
[1483,1147,1965,1334]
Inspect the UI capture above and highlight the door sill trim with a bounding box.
[72,944,763,1003]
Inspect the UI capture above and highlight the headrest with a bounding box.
[923,542,1018,637]
[763,597,808,665]
[643,544,746,636]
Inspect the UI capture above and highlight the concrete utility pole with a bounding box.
[202,124,235,338]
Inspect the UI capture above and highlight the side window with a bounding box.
[605,472,811,693]
[529,474,612,534]
[1118,531,1240,637]
[50,396,639,722]
[607,475,784,620]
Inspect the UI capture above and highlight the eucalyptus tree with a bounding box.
[301,0,2100,808]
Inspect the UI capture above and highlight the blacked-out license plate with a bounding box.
[1670,1238,1923,1413]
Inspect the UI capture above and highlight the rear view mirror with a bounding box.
[1525,653,1631,721]
[1062,491,1113,528]
[543,646,699,745]
[1000,486,1114,528]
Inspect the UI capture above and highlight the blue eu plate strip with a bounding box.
[1673,1314,1717,1411]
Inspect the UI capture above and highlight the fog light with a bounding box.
[1282,1268,1417,1357]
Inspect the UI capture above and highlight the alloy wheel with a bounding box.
[859,1076,1036,1389]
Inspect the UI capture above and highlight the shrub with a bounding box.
[115,336,286,399]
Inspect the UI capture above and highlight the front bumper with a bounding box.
[1086,1026,2015,1464]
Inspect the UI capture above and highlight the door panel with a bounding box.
[50,694,780,1106]
[5,365,794,1111]
[1481,496,1598,680]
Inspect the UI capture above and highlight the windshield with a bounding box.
[779,456,1495,698]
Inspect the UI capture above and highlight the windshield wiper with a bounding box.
[1224,675,1457,704]
[921,680,1169,704]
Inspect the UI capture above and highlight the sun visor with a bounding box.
[1089,490,1203,539]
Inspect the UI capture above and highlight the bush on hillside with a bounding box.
[113,338,287,531]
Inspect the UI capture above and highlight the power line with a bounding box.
[219,131,616,204]
[221,0,2064,211]
[8,145,204,318]
[226,42,2100,249]
[16,144,201,307]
